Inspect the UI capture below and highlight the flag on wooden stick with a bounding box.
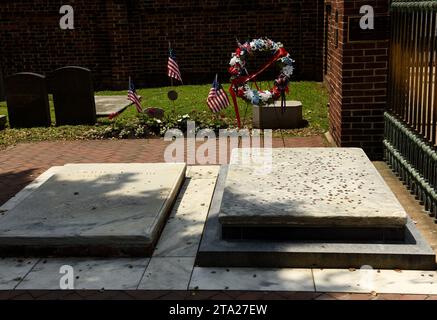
[128,77,143,113]
[168,47,183,83]
[207,75,230,113]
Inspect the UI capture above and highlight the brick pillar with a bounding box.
[325,0,390,160]
[103,1,138,90]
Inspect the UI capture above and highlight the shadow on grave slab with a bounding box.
[197,166,437,270]
[0,163,186,257]
[0,168,42,206]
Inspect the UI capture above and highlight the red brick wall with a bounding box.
[325,0,390,160]
[0,0,324,90]
[325,0,344,148]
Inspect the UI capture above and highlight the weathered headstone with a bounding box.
[0,69,5,101]
[51,66,96,125]
[0,163,186,257]
[5,73,51,128]
[1,69,6,129]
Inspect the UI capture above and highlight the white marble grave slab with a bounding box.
[219,148,407,228]
[0,166,63,212]
[0,163,186,254]
[95,96,136,117]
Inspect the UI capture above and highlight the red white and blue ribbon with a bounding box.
[228,38,294,128]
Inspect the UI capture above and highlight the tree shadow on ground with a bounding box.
[0,168,41,206]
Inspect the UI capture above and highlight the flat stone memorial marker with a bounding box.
[52,66,96,125]
[5,73,51,128]
[219,148,408,240]
[95,96,136,117]
[0,163,186,257]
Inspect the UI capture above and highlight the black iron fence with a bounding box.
[385,0,437,220]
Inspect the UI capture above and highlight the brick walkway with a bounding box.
[0,136,436,300]
[0,137,326,206]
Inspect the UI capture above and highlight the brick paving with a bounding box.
[0,137,326,206]
[374,162,437,255]
[0,136,436,300]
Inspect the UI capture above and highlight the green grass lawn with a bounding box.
[0,81,328,149]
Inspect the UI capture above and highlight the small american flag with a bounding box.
[207,76,230,113]
[168,48,183,83]
[128,77,143,113]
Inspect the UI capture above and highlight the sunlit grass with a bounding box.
[0,81,328,149]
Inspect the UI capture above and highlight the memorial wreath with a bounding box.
[228,38,294,127]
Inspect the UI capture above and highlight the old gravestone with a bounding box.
[5,73,51,128]
[52,66,96,125]
[0,68,5,101]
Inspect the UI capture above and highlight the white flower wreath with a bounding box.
[229,38,294,106]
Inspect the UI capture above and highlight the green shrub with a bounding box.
[83,111,231,140]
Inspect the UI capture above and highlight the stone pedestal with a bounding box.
[197,148,436,269]
[252,100,304,129]
[219,148,407,234]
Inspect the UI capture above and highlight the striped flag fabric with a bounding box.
[207,76,230,113]
[168,48,183,83]
[128,77,143,113]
